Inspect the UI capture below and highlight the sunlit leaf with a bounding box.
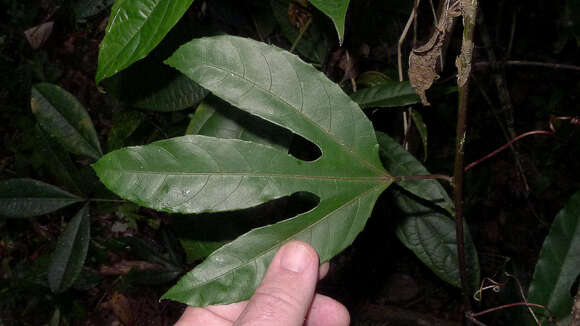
[31,83,103,160]
[0,179,83,218]
[95,0,196,83]
[94,36,391,306]
[528,190,580,323]
[48,204,91,293]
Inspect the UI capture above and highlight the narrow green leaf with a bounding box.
[410,109,428,161]
[351,81,421,109]
[48,204,91,293]
[392,188,480,290]
[528,191,580,323]
[95,36,391,306]
[31,83,103,160]
[0,179,82,218]
[95,0,196,83]
[307,0,350,43]
[377,132,452,213]
[186,95,293,151]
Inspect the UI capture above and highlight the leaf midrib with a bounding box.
[104,169,391,182]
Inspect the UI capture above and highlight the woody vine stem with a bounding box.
[454,0,478,322]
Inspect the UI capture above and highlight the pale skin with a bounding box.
[175,241,350,326]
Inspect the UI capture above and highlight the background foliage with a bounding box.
[1,0,579,325]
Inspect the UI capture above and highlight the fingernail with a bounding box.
[280,242,311,273]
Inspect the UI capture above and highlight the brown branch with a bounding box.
[464,130,553,172]
[393,174,453,184]
[470,302,550,318]
[474,60,580,72]
[454,1,479,322]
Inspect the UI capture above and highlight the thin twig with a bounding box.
[464,130,553,171]
[471,302,550,318]
[474,60,580,72]
[393,174,453,184]
[506,272,541,326]
[90,198,127,203]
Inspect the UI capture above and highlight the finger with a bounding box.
[204,301,248,321]
[233,241,319,326]
[319,262,330,280]
[305,294,350,326]
[174,306,231,326]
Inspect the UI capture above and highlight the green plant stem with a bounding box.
[90,198,126,203]
[454,0,479,321]
[290,17,312,54]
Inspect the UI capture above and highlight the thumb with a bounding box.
[234,241,319,326]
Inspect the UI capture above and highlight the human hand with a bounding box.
[175,241,349,326]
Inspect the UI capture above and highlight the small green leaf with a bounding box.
[307,0,350,43]
[377,132,452,213]
[48,204,91,293]
[95,0,196,83]
[186,95,293,151]
[31,83,103,160]
[528,190,580,323]
[0,179,83,218]
[350,81,421,109]
[95,36,391,306]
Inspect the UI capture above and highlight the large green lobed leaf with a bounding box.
[48,204,91,293]
[0,179,83,218]
[95,0,195,83]
[307,0,350,43]
[31,83,103,160]
[528,190,580,323]
[94,36,391,306]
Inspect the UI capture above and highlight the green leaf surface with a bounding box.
[528,190,580,323]
[31,83,103,160]
[377,132,452,213]
[48,204,91,293]
[392,188,480,290]
[0,179,83,218]
[132,72,208,111]
[95,0,196,84]
[307,0,350,43]
[186,95,293,151]
[351,81,421,109]
[378,132,480,290]
[357,71,392,88]
[94,36,391,306]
